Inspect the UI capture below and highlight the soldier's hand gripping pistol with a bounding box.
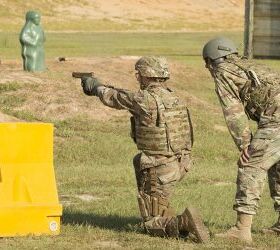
[72,72,103,96]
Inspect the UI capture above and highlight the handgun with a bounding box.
[72,72,94,79]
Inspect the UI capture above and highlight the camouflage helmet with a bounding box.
[202,37,238,60]
[135,56,170,79]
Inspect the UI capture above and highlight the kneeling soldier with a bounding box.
[80,56,209,242]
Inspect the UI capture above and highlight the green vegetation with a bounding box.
[0,82,25,115]
[0,31,242,59]
[0,81,21,93]
[0,31,279,249]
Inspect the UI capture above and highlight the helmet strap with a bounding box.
[140,77,167,90]
[139,76,151,90]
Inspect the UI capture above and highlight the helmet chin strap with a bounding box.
[139,76,150,90]
[139,77,167,90]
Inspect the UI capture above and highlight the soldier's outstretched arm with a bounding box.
[215,80,252,151]
[80,76,136,113]
[98,86,136,112]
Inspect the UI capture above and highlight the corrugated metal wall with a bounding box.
[244,0,280,58]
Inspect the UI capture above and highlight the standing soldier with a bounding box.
[203,37,280,243]
[79,56,209,243]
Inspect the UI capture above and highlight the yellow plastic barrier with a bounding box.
[0,123,62,237]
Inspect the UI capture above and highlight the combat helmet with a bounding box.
[135,56,170,79]
[202,37,238,61]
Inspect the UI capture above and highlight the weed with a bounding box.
[0,82,21,93]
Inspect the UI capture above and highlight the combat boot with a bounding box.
[215,212,252,244]
[261,214,280,235]
[178,206,210,243]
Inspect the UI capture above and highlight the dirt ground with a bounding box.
[0,57,134,122]
[56,0,244,23]
[0,56,216,123]
[0,0,245,31]
[0,111,19,122]
[57,0,245,31]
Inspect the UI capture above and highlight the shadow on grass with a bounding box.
[62,210,142,233]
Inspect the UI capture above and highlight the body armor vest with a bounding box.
[131,87,193,156]
[227,57,280,121]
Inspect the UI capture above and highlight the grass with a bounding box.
[0,31,242,59]
[0,19,237,33]
[0,82,25,114]
[0,81,21,93]
[0,31,280,249]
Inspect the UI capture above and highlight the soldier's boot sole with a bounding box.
[184,207,210,243]
[215,226,252,244]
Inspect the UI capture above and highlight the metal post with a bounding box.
[244,0,254,58]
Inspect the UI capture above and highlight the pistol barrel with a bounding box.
[72,72,94,78]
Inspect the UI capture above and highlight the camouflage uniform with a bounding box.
[97,81,193,236]
[80,56,209,242]
[209,54,280,215]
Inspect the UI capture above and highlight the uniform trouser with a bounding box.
[234,125,280,215]
[133,152,191,237]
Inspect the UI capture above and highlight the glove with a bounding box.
[81,77,103,96]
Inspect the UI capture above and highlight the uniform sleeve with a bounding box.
[214,71,252,151]
[97,86,136,113]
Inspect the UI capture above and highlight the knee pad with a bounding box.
[137,192,171,219]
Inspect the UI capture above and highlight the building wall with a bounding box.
[244,0,280,58]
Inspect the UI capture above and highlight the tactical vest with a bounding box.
[227,57,280,121]
[131,87,193,156]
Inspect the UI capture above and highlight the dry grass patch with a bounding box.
[0,0,244,32]
[0,57,215,123]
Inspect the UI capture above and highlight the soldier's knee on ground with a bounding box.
[137,192,172,219]
[137,192,181,238]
